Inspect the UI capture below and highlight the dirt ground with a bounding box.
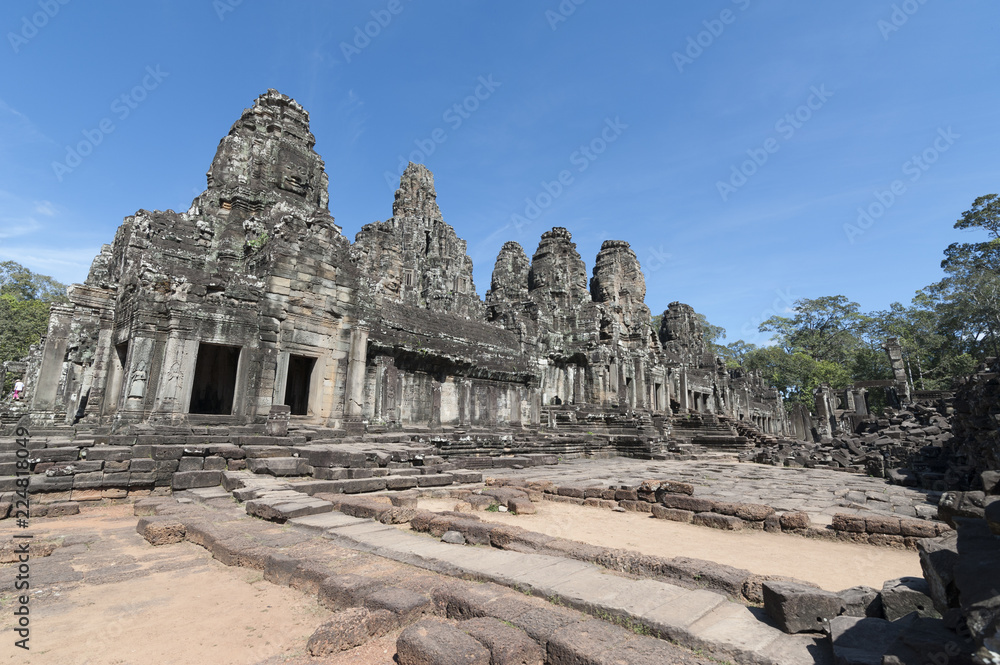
[415,497,923,592]
[0,504,371,665]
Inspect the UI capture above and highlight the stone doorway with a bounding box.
[283,354,315,416]
[188,343,241,415]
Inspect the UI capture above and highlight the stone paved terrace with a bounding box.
[486,458,941,526]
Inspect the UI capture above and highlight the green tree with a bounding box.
[0,262,67,390]
[759,295,868,366]
[695,312,727,357]
[943,193,1000,273]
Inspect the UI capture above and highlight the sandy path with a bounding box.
[0,505,330,665]
[417,498,922,592]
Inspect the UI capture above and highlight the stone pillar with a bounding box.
[633,358,646,410]
[119,336,157,418]
[430,380,442,429]
[30,305,73,414]
[265,404,290,436]
[882,337,911,403]
[679,366,689,412]
[343,325,369,423]
[152,335,198,418]
[854,389,868,416]
[458,379,471,427]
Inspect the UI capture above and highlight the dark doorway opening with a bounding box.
[284,355,315,416]
[189,343,241,415]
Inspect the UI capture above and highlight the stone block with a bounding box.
[171,470,222,490]
[832,513,866,533]
[29,475,73,492]
[452,471,483,484]
[459,617,544,665]
[416,474,454,488]
[937,491,986,526]
[130,458,156,473]
[45,460,103,476]
[102,471,130,487]
[899,518,938,538]
[314,467,348,480]
[618,500,652,513]
[137,516,186,545]
[72,471,104,489]
[547,619,626,665]
[779,511,810,530]
[614,488,637,502]
[730,502,775,521]
[762,580,845,633]
[397,619,491,665]
[178,457,204,472]
[650,505,693,522]
[659,494,714,513]
[390,493,418,508]
[865,515,901,535]
[693,512,743,530]
[363,586,433,623]
[837,585,883,618]
[508,497,536,515]
[918,532,959,615]
[31,447,80,462]
[318,574,380,611]
[44,501,80,517]
[556,486,586,499]
[338,477,388,494]
[830,616,906,665]
[151,446,185,461]
[307,607,398,656]
[881,577,939,621]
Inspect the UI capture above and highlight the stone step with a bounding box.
[300,511,821,665]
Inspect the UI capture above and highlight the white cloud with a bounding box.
[0,245,99,284]
[0,98,54,149]
[0,216,41,239]
[33,200,57,216]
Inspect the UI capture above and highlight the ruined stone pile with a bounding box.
[953,358,1000,483]
[746,402,959,486]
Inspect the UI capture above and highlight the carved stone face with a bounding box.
[276,145,310,196]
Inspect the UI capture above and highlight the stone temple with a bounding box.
[5,91,1000,665]
[19,89,788,449]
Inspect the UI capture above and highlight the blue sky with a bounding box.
[2,1,998,346]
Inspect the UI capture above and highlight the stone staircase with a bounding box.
[666,413,753,454]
